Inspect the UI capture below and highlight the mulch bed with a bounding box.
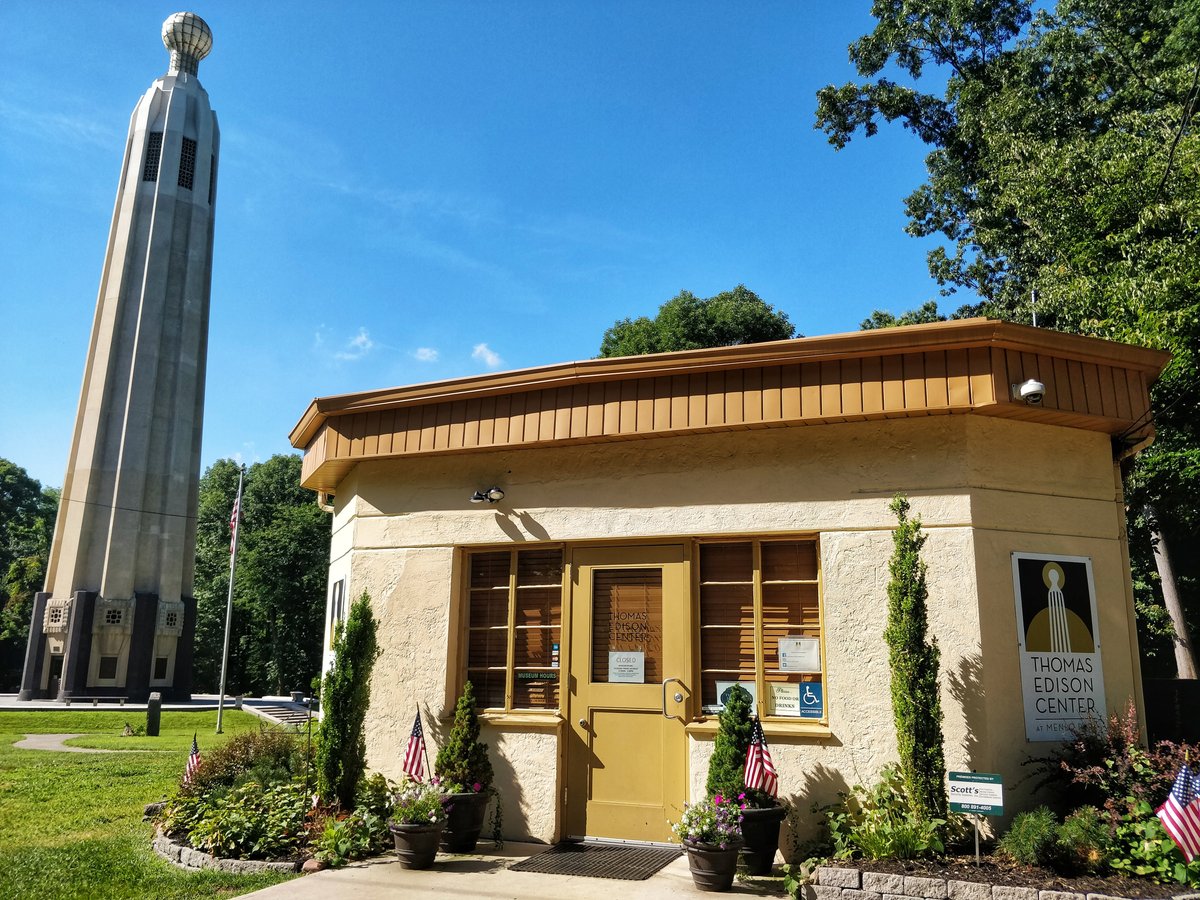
[852,854,1185,899]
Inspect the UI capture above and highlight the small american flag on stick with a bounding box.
[744,715,778,797]
[184,732,202,785]
[1157,763,1200,862]
[403,709,427,781]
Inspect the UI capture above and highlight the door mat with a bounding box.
[508,842,681,880]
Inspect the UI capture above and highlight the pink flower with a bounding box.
[714,794,724,804]
[473,782,482,792]
[738,793,745,800]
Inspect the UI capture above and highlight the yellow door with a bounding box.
[565,545,692,841]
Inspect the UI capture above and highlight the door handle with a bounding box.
[662,677,686,722]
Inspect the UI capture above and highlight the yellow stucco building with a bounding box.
[290,319,1167,844]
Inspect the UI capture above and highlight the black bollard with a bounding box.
[146,691,161,737]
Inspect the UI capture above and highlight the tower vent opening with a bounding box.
[143,132,164,181]
[178,137,197,190]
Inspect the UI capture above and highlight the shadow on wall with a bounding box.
[948,652,985,770]
[488,738,529,842]
[784,761,853,852]
[424,711,529,842]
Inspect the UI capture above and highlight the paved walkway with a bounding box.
[12,732,119,753]
[242,843,788,900]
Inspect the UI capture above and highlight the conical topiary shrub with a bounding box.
[704,682,784,874]
[435,681,495,852]
[705,683,761,804]
[435,680,494,792]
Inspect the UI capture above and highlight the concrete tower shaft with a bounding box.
[46,27,219,606]
[22,13,218,702]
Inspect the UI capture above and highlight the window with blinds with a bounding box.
[699,539,823,719]
[466,548,563,711]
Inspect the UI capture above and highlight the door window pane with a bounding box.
[591,568,662,683]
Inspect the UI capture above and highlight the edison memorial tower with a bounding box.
[19,13,219,702]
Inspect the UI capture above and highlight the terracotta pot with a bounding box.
[440,790,489,853]
[388,821,442,869]
[739,804,786,874]
[684,840,742,892]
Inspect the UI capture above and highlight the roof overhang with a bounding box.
[289,318,1170,493]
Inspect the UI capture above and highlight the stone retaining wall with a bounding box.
[804,866,1143,900]
[152,830,300,874]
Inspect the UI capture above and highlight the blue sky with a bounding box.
[0,2,952,488]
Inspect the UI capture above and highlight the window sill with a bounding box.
[474,711,565,729]
[685,718,832,739]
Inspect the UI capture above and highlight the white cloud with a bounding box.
[334,328,375,361]
[472,343,502,368]
[414,347,439,362]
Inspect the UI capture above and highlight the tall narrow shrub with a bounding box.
[706,683,765,804]
[435,680,494,791]
[884,495,946,822]
[316,591,379,810]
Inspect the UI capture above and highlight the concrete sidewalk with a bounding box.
[242,843,789,899]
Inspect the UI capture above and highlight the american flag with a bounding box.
[403,710,426,781]
[228,494,240,554]
[744,715,778,797]
[1157,763,1200,862]
[183,733,202,785]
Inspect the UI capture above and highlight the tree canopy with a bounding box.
[822,0,1200,675]
[193,454,330,696]
[0,459,58,689]
[598,285,796,357]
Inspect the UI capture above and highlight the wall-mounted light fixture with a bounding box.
[1011,379,1046,406]
[469,487,505,504]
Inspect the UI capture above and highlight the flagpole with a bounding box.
[216,465,245,734]
[419,705,433,779]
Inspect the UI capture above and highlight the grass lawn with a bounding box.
[0,709,299,900]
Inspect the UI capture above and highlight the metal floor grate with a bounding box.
[508,842,681,880]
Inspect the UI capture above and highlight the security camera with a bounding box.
[1012,379,1046,406]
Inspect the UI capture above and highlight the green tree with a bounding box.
[0,459,59,688]
[819,0,1200,678]
[316,591,379,810]
[192,454,330,695]
[703,682,775,808]
[435,680,494,792]
[599,285,796,357]
[884,495,946,824]
[860,300,948,331]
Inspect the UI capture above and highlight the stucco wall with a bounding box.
[325,414,1136,843]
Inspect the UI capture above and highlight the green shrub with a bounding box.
[1107,800,1200,887]
[316,592,380,810]
[1056,805,1107,874]
[435,681,494,793]
[704,682,770,808]
[312,807,390,867]
[999,806,1060,867]
[819,765,945,860]
[884,495,946,824]
[178,728,302,797]
[167,778,310,860]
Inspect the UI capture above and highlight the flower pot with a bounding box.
[388,821,442,869]
[440,790,489,853]
[739,804,786,875]
[684,840,742,892]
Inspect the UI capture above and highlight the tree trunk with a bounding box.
[1146,506,1198,680]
